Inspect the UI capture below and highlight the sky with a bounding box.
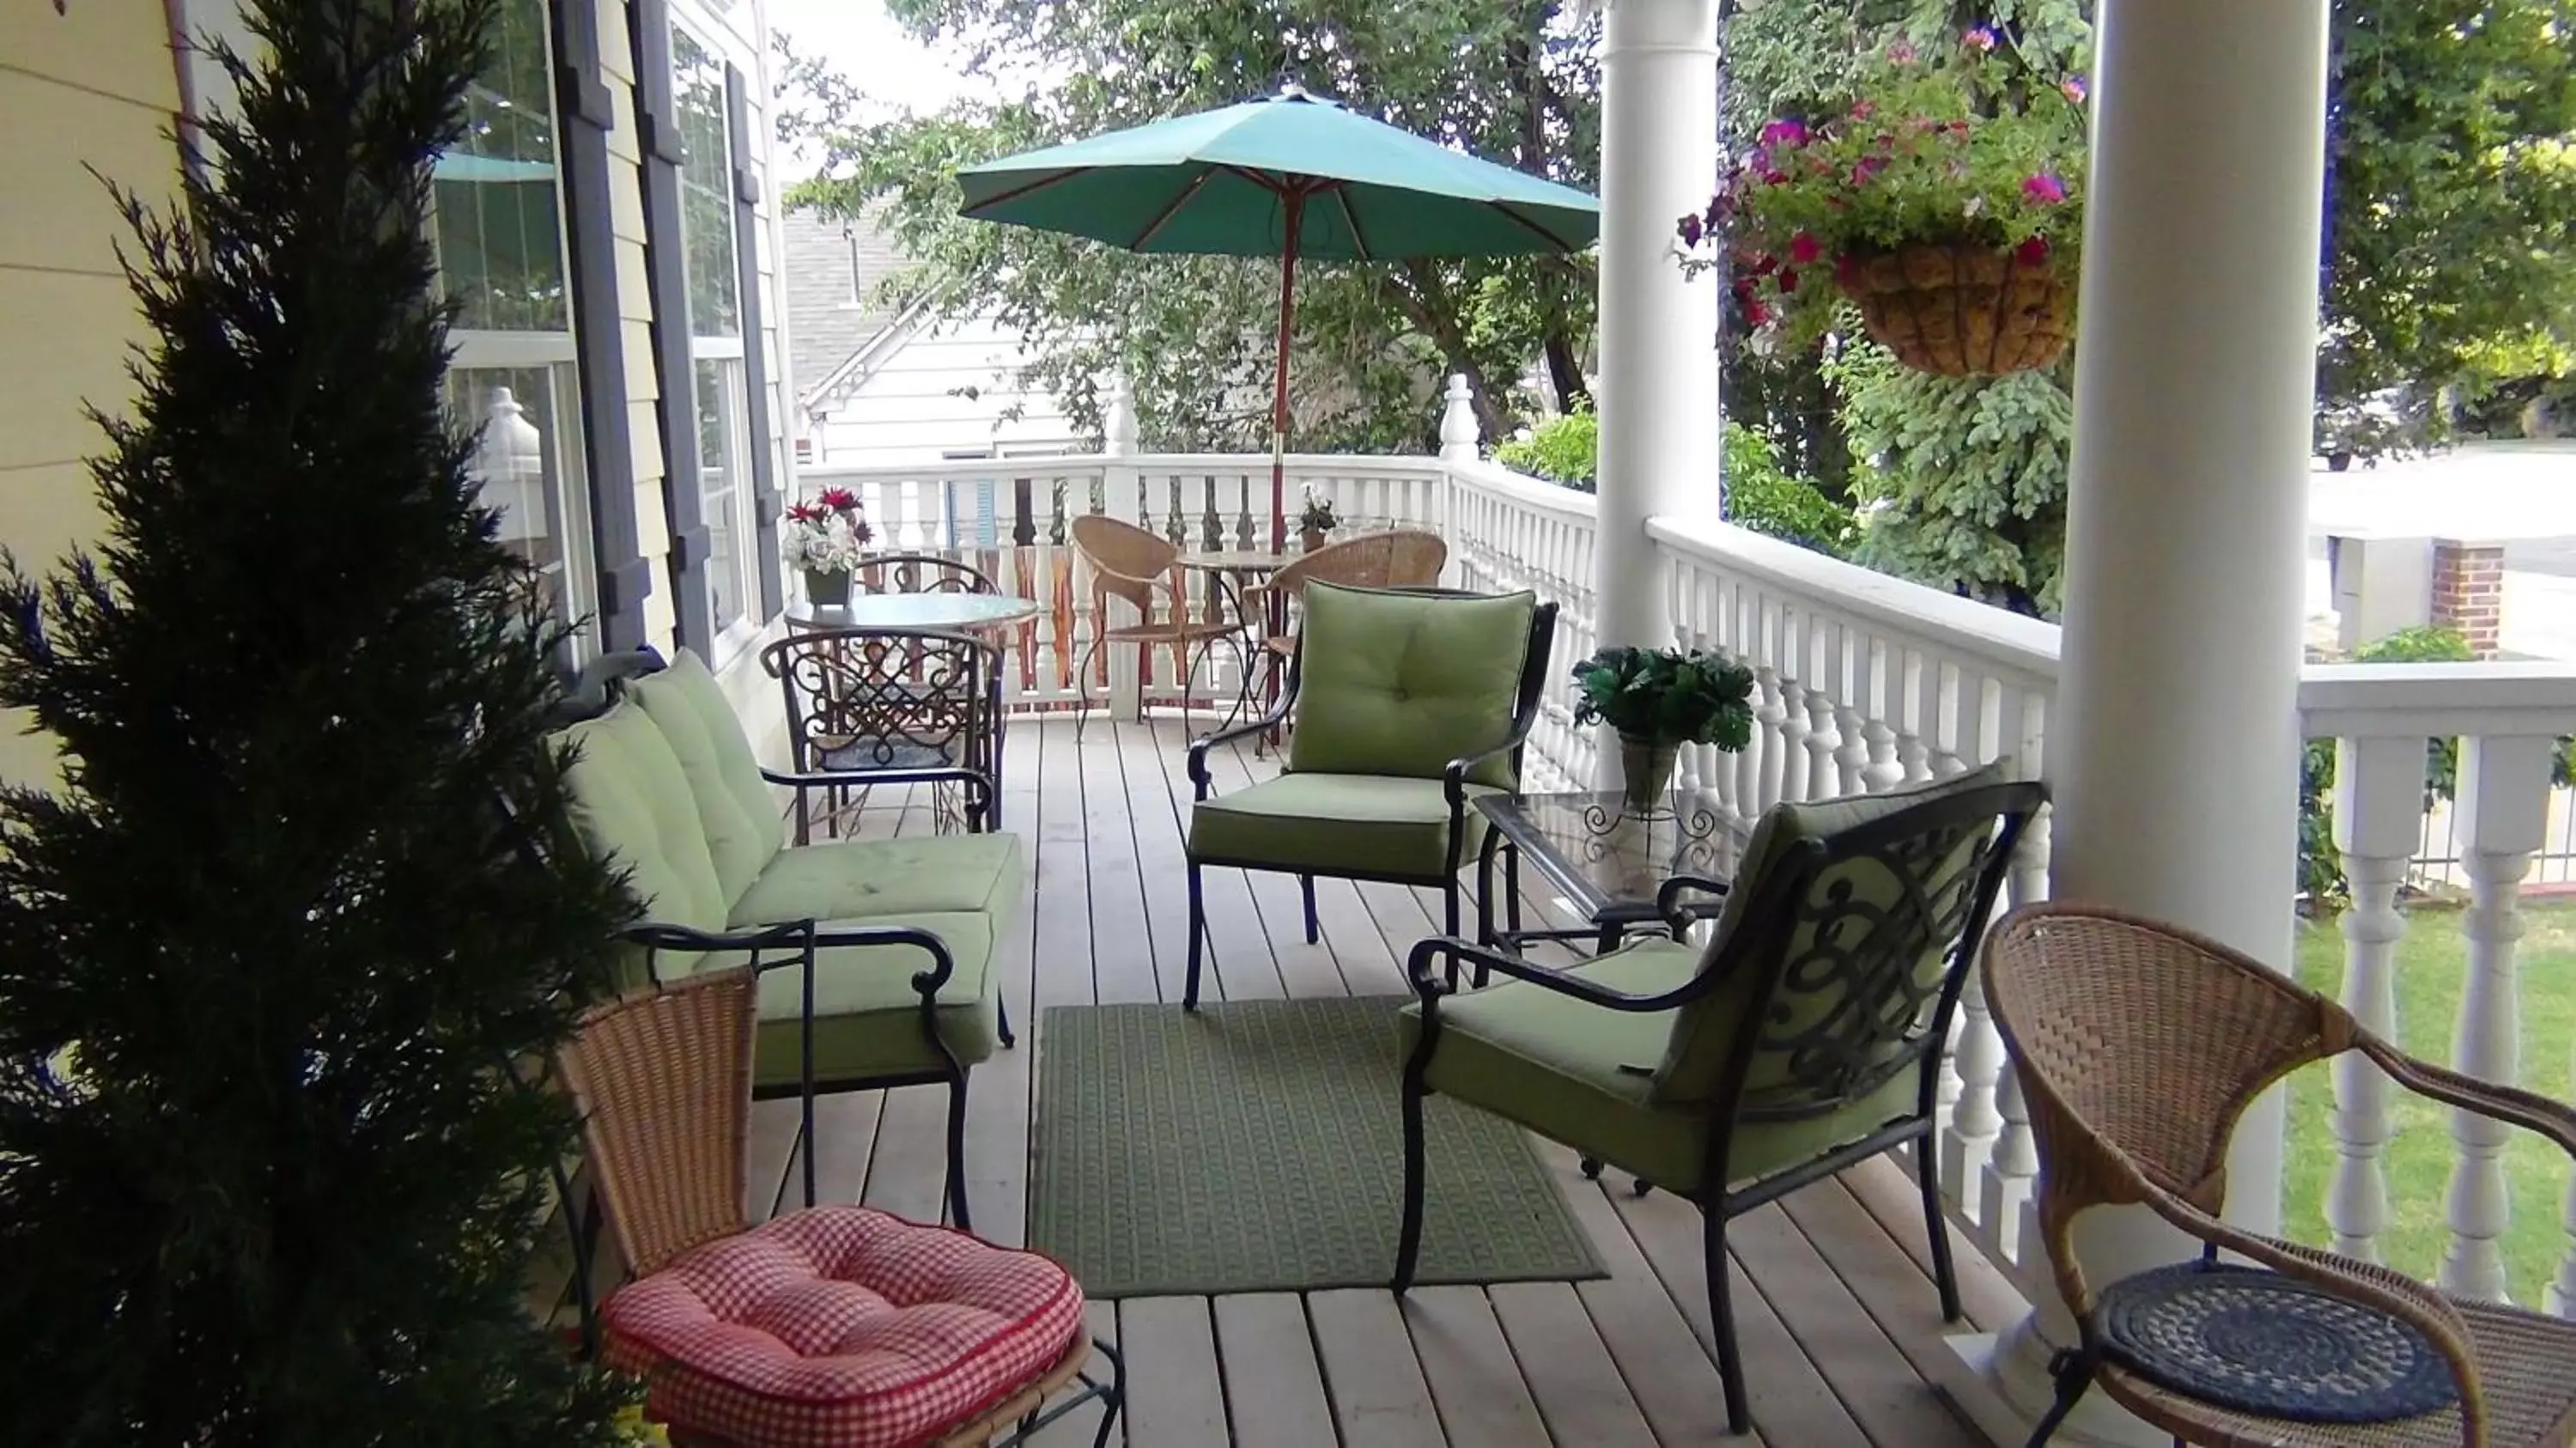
[762,0,991,125]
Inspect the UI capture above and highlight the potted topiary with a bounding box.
[1571,646,1759,818]
[1680,27,2089,377]
[781,486,873,606]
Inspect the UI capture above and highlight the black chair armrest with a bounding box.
[1655,873,1732,934]
[1442,713,1540,809]
[1405,934,1723,1013]
[1188,688,1298,799]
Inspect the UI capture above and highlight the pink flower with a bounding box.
[1744,251,1778,277]
[1742,296,1772,327]
[1888,39,1918,64]
[1850,100,1877,121]
[816,485,862,514]
[1963,25,1998,52]
[1789,231,1822,265]
[1759,118,1810,150]
[1678,213,1705,246]
[2061,75,2088,103]
[1762,168,1789,186]
[2022,172,2068,204]
[1850,155,1887,186]
[1777,266,1801,294]
[2015,235,2052,267]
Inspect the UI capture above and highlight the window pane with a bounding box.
[696,357,749,631]
[435,0,568,333]
[431,0,593,655]
[673,29,741,338]
[451,366,594,643]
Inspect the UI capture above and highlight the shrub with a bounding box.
[1491,406,1856,557]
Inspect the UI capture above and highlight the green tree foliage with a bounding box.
[1491,406,1856,555]
[777,0,1601,451]
[1828,341,2073,615]
[0,3,635,1440]
[2321,0,2576,453]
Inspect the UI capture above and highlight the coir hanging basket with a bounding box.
[1835,242,2071,377]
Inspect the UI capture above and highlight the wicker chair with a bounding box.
[1984,903,2576,1448]
[557,964,1124,1448]
[1066,514,1244,735]
[762,627,1005,838]
[1243,529,1449,659]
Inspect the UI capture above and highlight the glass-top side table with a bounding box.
[1475,790,1755,954]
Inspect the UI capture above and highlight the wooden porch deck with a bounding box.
[746,717,2031,1448]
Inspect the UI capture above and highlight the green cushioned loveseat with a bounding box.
[551,647,1023,1228]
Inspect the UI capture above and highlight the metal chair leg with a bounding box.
[944,1074,973,1232]
[1392,1078,1430,1293]
[1183,863,1207,1010]
[1706,1209,1751,1433]
[997,995,1016,1049]
[2025,1348,2096,1447]
[1917,1139,1961,1321]
[1299,873,1319,943]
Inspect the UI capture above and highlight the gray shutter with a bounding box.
[631,0,715,652]
[726,62,782,616]
[544,0,651,651]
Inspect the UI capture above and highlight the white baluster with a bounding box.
[2440,733,2555,1302]
[1803,622,1845,800]
[2328,734,2424,1265]
[1949,962,2007,1183]
[1439,374,1480,462]
[1899,650,1935,784]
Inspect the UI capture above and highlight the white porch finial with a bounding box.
[1437,374,1480,461]
[1103,372,1139,456]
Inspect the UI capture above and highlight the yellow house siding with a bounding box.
[0,8,182,788]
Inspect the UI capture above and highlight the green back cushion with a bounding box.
[1285,584,1537,787]
[630,648,782,906]
[1653,760,2010,1104]
[556,703,729,980]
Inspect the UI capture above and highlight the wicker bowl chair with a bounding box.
[1066,514,1244,735]
[558,965,1124,1448]
[1983,903,2576,1448]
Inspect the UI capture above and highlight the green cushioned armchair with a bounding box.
[1392,769,2048,1436]
[1182,583,1558,1011]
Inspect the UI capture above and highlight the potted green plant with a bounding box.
[1571,646,1759,816]
[1297,481,1340,552]
[1680,28,2089,377]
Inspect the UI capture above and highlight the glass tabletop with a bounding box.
[1477,790,1755,925]
[787,594,1042,632]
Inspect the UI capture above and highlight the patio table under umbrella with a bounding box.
[957,86,1601,543]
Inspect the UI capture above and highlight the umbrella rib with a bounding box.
[1484,200,1583,251]
[1130,170,1215,250]
[1327,183,1373,261]
[962,167,1096,216]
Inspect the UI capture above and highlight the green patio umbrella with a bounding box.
[958,86,1600,542]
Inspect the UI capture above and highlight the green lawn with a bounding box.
[2278,899,2576,1304]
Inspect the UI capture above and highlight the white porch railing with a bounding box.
[790,441,2576,1318]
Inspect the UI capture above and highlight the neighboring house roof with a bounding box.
[781,207,908,410]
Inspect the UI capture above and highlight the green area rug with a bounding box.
[1031,996,1607,1298]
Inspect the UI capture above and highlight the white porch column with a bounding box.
[1590,0,1721,671]
[1947,0,2330,1443]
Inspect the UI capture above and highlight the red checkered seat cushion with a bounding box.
[601,1207,1086,1448]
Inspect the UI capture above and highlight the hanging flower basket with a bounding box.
[1680,28,2090,379]
[1835,241,2072,377]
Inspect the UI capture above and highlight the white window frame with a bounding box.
[670,15,760,666]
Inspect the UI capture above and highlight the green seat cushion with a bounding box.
[1400,941,1918,1191]
[630,648,784,907]
[727,832,1024,927]
[556,702,728,983]
[1656,760,2012,1104]
[1188,773,1496,880]
[1287,584,1536,788]
[693,911,1002,1092]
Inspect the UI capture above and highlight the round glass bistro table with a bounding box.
[785,593,1042,636]
[1175,549,1291,728]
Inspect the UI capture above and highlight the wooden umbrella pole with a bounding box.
[1270,183,1307,549]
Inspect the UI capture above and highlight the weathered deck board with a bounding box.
[728,717,2011,1447]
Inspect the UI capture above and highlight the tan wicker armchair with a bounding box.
[557,967,1125,1448]
[1242,528,1449,660]
[1066,514,1244,734]
[1983,904,2576,1448]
